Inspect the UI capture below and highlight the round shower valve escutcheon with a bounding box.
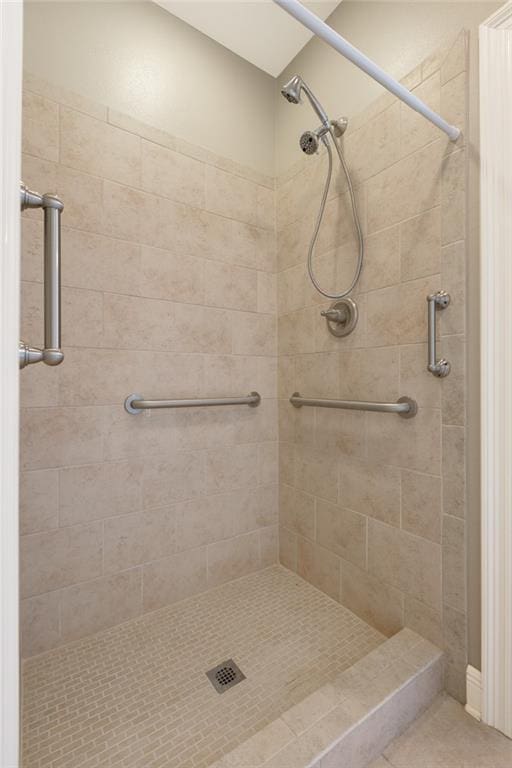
[321,297,358,337]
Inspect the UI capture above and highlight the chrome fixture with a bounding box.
[427,291,451,378]
[321,297,358,337]
[290,393,417,419]
[125,392,261,415]
[281,74,330,126]
[19,183,64,369]
[280,75,363,300]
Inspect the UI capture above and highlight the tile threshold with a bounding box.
[209,628,444,768]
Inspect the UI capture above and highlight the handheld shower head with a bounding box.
[280,74,330,127]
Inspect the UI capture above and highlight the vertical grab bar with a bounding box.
[19,185,64,369]
[427,291,450,377]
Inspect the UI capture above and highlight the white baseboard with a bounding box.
[466,665,482,721]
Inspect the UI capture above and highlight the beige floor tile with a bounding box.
[22,566,383,768]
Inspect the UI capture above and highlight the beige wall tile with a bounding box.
[21,591,61,657]
[315,407,366,459]
[21,522,103,598]
[403,595,443,648]
[258,271,277,315]
[368,520,442,610]
[234,484,278,534]
[24,71,107,120]
[62,287,104,348]
[441,335,465,425]
[442,514,466,612]
[339,458,400,527]
[141,139,205,207]
[294,446,339,502]
[441,73,466,149]
[340,347,399,402]
[61,568,142,642]
[142,547,207,612]
[366,285,401,347]
[399,344,442,410]
[441,31,467,85]
[360,226,400,292]
[233,311,277,356]
[344,103,401,183]
[367,407,441,475]
[60,107,141,187]
[233,220,276,272]
[207,531,261,587]
[142,452,205,508]
[104,507,176,574]
[367,141,443,233]
[400,207,441,281]
[316,500,367,568]
[140,244,204,304]
[205,443,259,493]
[233,399,278,445]
[297,537,340,601]
[23,90,59,162]
[62,227,141,295]
[296,352,339,399]
[259,441,279,485]
[206,165,273,230]
[441,149,465,245]
[260,525,279,567]
[20,406,103,470]
[21,216,43,283]
[57,165,104,233]
[442,425,465,520]
[59,460,142,526]
[441,241,465,335]
[399,275,440,345]
[279,526,297,571]
[175,494,234,550]
[340,559,404,637]
[204,260,258,311]
[401,469,442,543]
[20,469,59,535]
[401,74,441,157]
[279,484,315,541]
[102,180,145,242]
[102,406,176,461]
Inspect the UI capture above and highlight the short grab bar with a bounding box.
[427,291,451,378]
[19,183,64,369]
[125,392,261,414]
[290,392,417,418]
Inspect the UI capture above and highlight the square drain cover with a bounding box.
[206,659,246,694]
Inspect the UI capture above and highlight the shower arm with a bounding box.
[273,0,460,142]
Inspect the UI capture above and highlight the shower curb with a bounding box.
[209,628,443,768]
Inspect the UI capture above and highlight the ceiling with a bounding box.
[154,1,343,77]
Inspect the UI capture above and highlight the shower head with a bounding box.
[300,130,320,155]
[280,74,330,127]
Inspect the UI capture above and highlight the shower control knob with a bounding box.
[321,308,346,323]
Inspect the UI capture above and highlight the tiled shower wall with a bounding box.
[277,33,468,700]
[19,73,278,657]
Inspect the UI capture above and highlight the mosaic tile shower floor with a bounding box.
[22,565,384,768]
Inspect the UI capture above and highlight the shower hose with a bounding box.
[308,130,364,299]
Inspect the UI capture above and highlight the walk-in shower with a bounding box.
[280,74,364,300]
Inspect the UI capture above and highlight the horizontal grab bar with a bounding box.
[125,392,261,414]
[290,392,417,419]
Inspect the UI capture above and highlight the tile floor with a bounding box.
[22,565,384,768]
[370,693,512,768]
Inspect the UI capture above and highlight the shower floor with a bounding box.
[22,565,384,768]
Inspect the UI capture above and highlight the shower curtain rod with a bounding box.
[273,0,460,141]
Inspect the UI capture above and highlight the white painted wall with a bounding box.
[275,1,499,174]
[23,1,275,176]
